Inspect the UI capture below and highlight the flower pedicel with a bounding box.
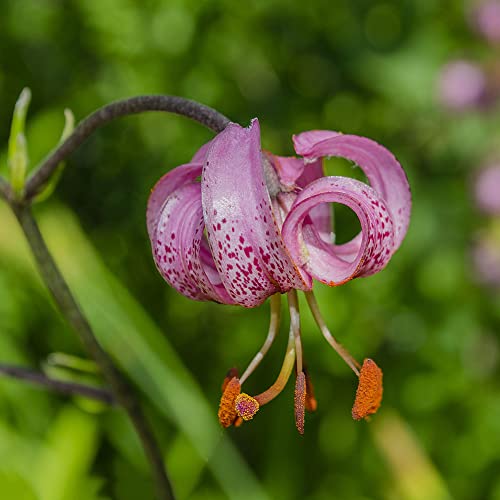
[147,119,411,433]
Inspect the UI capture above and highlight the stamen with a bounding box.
[254,326,296,406]
[218,377,241,428]
[305,291,361,376]
[303,367,318,412]
[235,393,260,420]
[287,290,303,374]
[352,358,383,420]
[240,294,281,384]
[294,371,306,434]
[221,367,239,392]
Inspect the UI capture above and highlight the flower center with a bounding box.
[262,154,283,198]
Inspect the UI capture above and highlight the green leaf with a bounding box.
[34,405,100,500]
[46,352,100,375]
[7,88,31,195]
[0,471,38,500]
[33,109,75,203]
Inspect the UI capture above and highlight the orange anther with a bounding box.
[304,368,318,412]
[221,367,239,392]
[352,359,383,421]
[294,371,306,434]
[218,377,241,427]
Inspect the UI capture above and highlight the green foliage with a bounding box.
[8,88,31,194]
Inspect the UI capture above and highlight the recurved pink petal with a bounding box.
[153,182,234,303]
[152,182,204,300]
[147,162,202,242]
[293,132,411,252]
[293,130,342,155]
[281,176,395,285]
[202,119,310,307]
[295,157,333,244]
[267,153,333,243]
[147,139,214,240]
[191,139,213,163]
[269,155,305,188]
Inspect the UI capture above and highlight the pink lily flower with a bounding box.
[147,119,411,433]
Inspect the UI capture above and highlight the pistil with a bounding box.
[287,290,303,374]
[253,324,296,406]
[235,320,296,423]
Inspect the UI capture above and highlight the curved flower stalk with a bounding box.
[148,119,411,434]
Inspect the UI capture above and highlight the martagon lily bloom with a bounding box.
[147,119,411,434]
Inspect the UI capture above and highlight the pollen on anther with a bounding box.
[294,371,306,434]
[352,358,383,421]
[304,368,318,413]
[218,377,241,428]
[235,393,260,421]
[221,367,239,392]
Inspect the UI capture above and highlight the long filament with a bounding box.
[240,294,281,384]
[305,291,361,376]
[287,290,303,374]
[254,323,296,406]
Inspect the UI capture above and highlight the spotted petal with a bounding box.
[268,155,306,188]
[281,176,395,285]
[191,139,213,164]
[147,139,213,240]
[152,181,234,303]
[267,153,333,243]
[293,131,411,251]
[146,162,202,242]
[202,119,310,307]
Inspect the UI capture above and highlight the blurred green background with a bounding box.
[1,0,500,499]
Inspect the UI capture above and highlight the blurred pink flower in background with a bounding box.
[437,60,487,110]
[473,1,500,43]
[474,164,500,214]
[472,232,500,286]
